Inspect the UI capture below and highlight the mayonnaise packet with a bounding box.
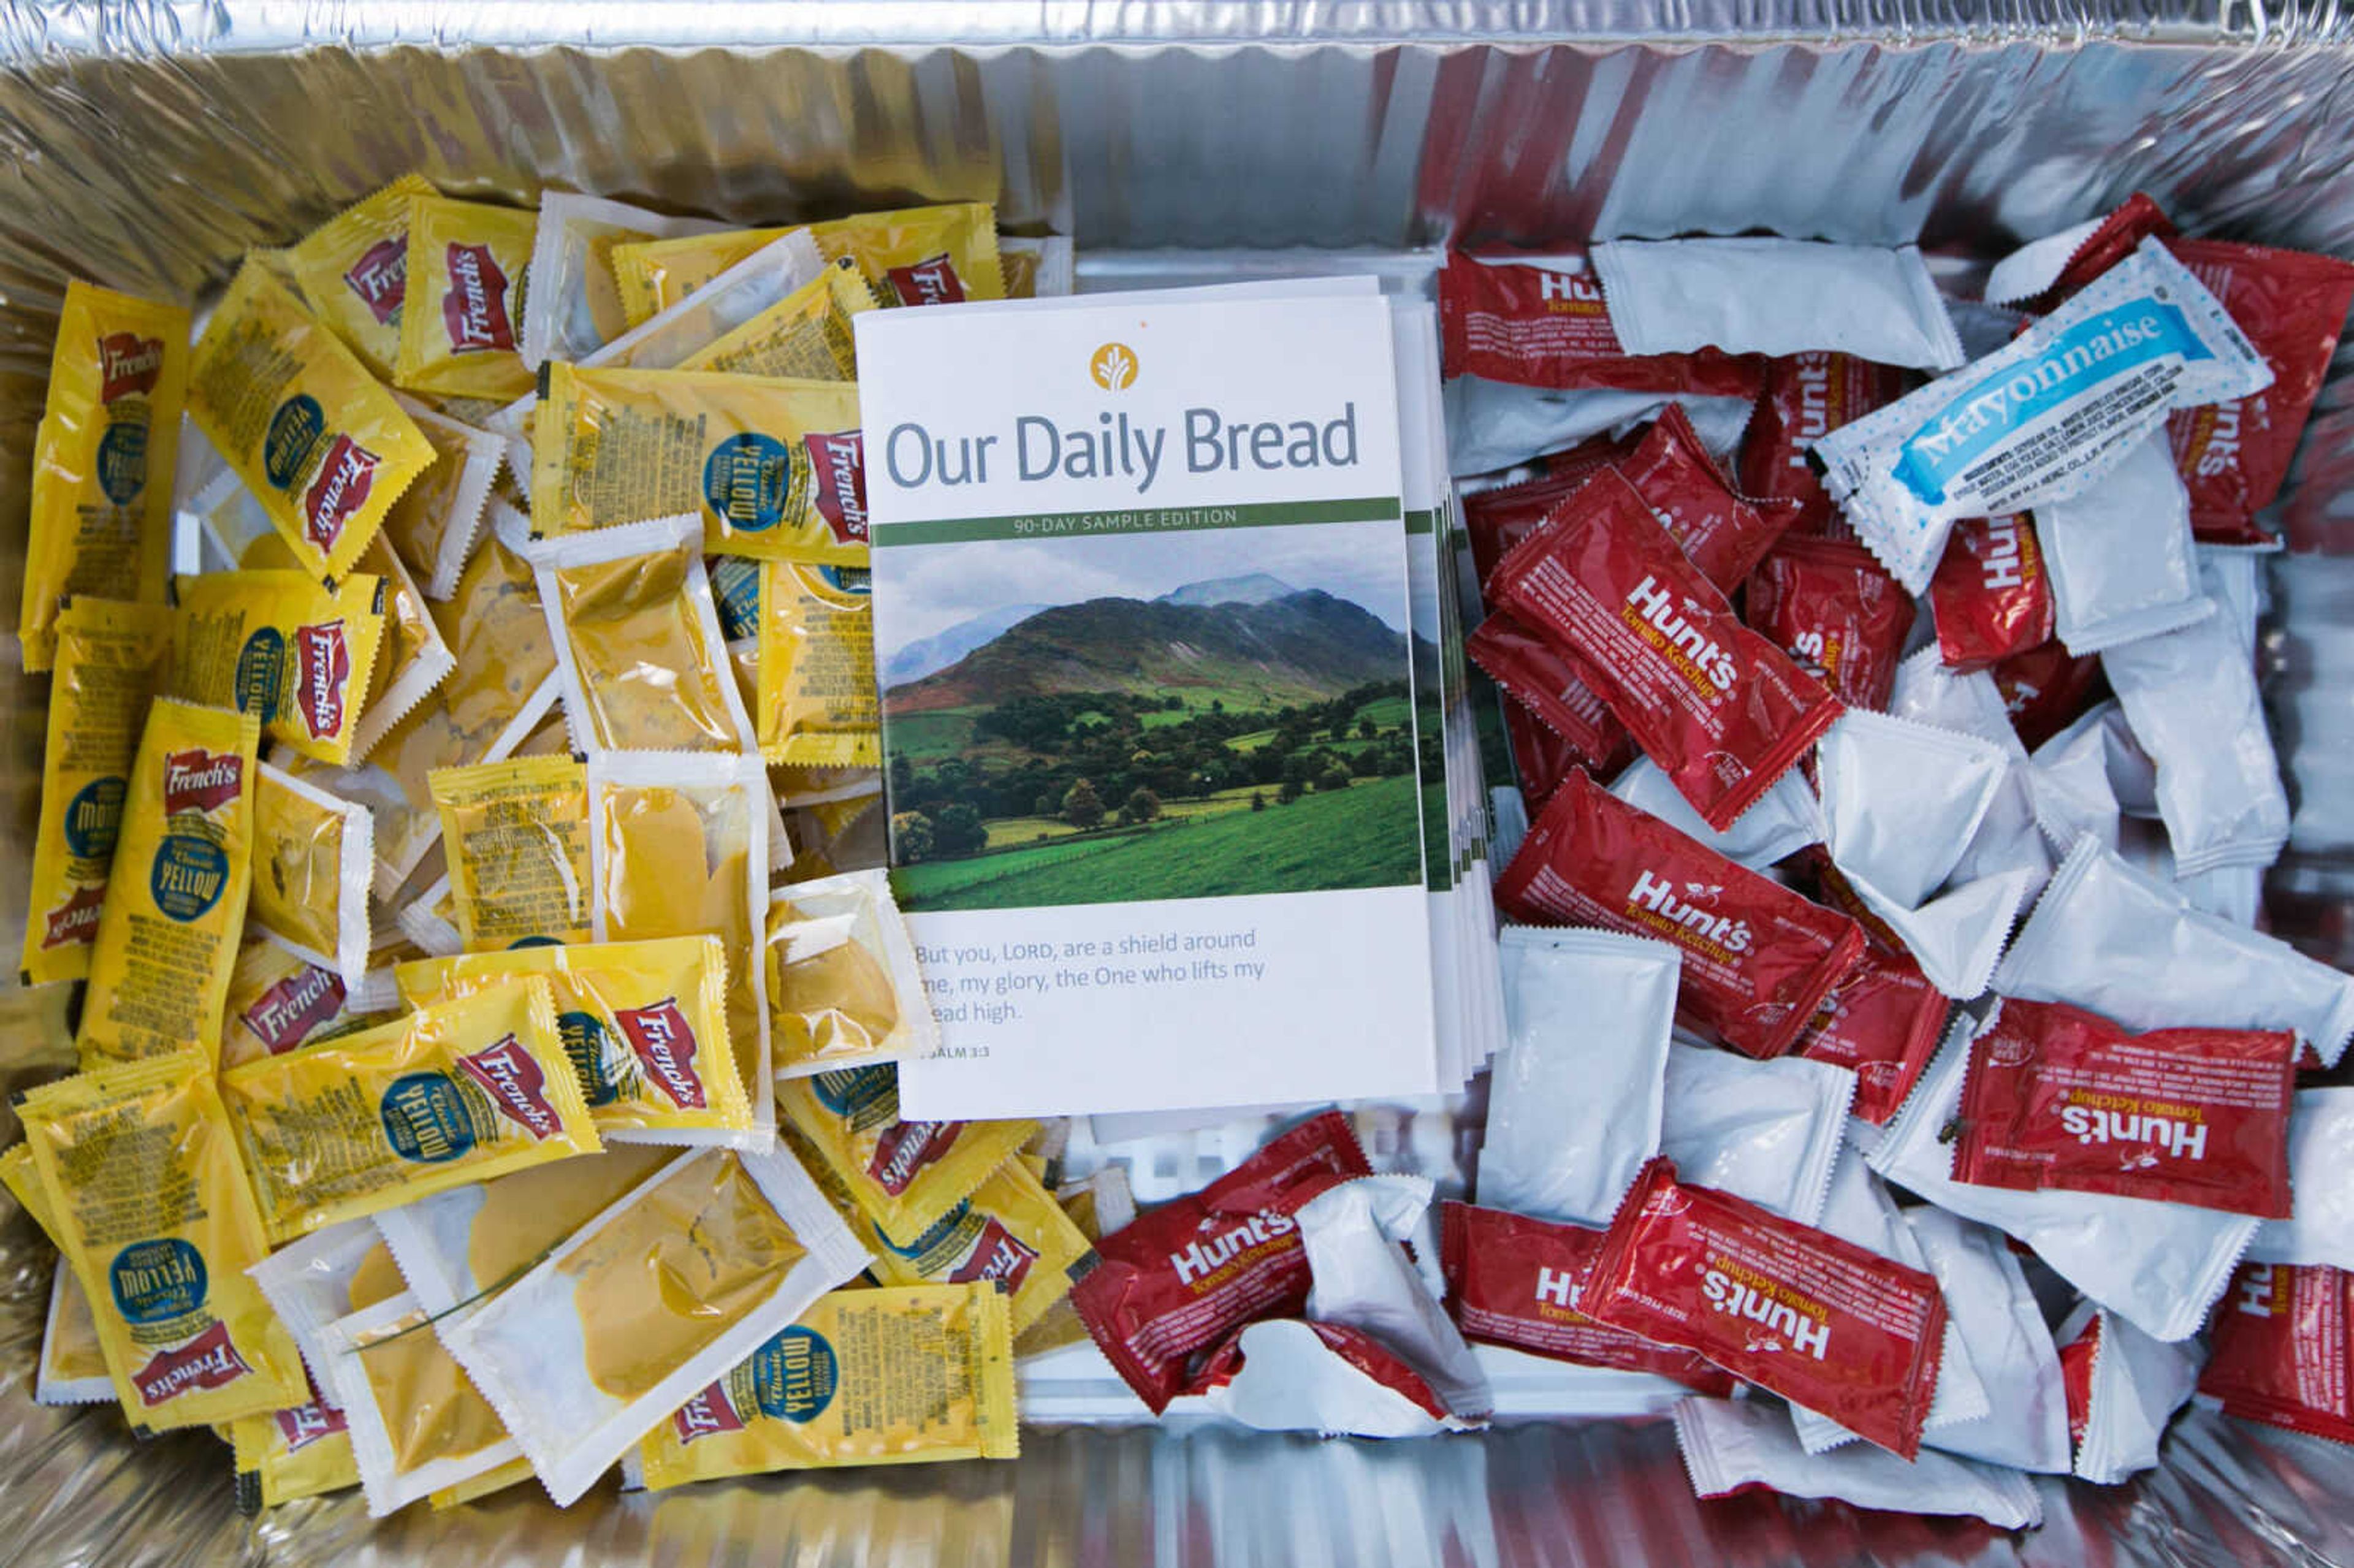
[221,977,601,1242]
[629,1282,1016,1488]
[249,760,373,983]
[21,282,190,671]
[2039,432,2214,653]
[755,559,880,768]
[316,1289,525,1516]
[1589,240,1964,370]
[21,598,173,985]
[430,753,595,948]
[77,698,260,1065]
[522,192,722,371]
[16,1054,310,1429]
[243,1215,408,1395]
[1884,647,2054,897]
[679,257,875,381]
[382,398,502,599]
[171,568,389,767]
[188,261,436,582]
[2249,1089,2354,1271]
[610,202,1004,327]
[2060,1301,2203,1484]
[1816,709,2008,910]
[1604,753,1822,871]
[394,196,537,402]
[777,1065,1037,1240]
[765,867,938,1077]
[1657,1040,1852,1227]
[1908,1205,2074,1473]
[284,175,439,379]
[531,513,758,754]
[1669,1396,2043,1530]
[434,1143,869,1505]
[219,943,397,1070]
[1295,1175,1493,1421]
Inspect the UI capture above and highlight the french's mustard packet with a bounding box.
[187,261,436,582]
[231,1383,361,1512]
[678,258,874,381]
[1,1143,118,1406]
[610,202,1005,327]
[777,1065,1036,1241]
[172,569,387,767]
[15,1055,310,1429]
[395,196,538,402]
[630,1282,1017,1489]
[523,192,722,370]
[345,532,455,760]
[21,599,174,985]
[219,940,399,1073]
[397,936,757,1147]
[284,175,440,380]
[316,1289,524,1517]
[532,365,867,562]
[384,396,502,599]
[21,282,190,671]
[220,976,601,1243]
[430,753,594,948]
[757,560,879,769]
[766,868,937,1076]
[1019,1167,1136,1357]
[532,513,759,753]
[77,699,260,1065]
[433,1143,869,1506]
[249,761,374,982]
[999,235,1075,299]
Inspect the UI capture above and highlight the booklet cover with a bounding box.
[856,289,1441,1117]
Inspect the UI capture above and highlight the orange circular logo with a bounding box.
[1090,341,1138,390]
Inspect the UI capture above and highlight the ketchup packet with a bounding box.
[1582,1159,1949,1458]
[1745,536,1914,711]
[2059,1301,2203,1483]
[1438,250,1766,398]
[1461,434,1631,587]
[1738,353,1914,538]
[1466,615,1626,782]
[1669,1396,2043,1529]
[1791,940,1949,1126]
[1496,769,1864,1060]
[1614,403,1798,590]
[1929,515,2052,671]
[1067,1110,1372,1414]
[1954,997,2296,1218]
[2200,1262,2354,1445]
[1990,640,2106,753]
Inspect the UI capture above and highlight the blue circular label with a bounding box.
[264,395,326,490]
[96,420,149,506]
[379,1072,477,1163]
[702,433,794,534]
[752,1326,836,1422]
[810,1064,894,1119]
[63,777,127,858]
[235,628,285,721]
[109,1238,207,1325]
[150,834,229,921]
[817,564,872,596]
[558,1010,619,1108]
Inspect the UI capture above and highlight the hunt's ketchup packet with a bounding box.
[1495,769,1865,1059]
[2057,1309,2100,1453]
[1737,352,1914,539]
[1068,1111,1372,1414]
[1438,1201,1735,1393]
[1953,997,2297,1218]
[1792,941,1949,1125]
[1463,433,1633,589]
[2016,192,2179,313]
[1744,536,1914,712]
[1438,250,1766,398]
[1929,515,2052,671]
[1617,404,1799,589]
[1485,467,1843,830]
[1499,695,1593,804]
[1992,641,2106,751]
[1466,614,1627,772]
[2199,1263,2354,1444]
[1582,1159,1949,1459]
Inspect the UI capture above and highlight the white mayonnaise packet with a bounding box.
[1887,649,2054,897]
[1591,239,1964,371]
[1849,865,2036,1003]
[316,1288,524,1517]
[521,192,723,371]
[2039,434,2214,655]
[33,1269,113,1406]
[1909,1205,2074,1474]
[1816,710,2006,909]
[1482,927,1679,1227]
[1199,1319,1484,1439]
[1607,755,1823,872]
[1442,378,1751,478]
[1670,1395,2043,1530]
[2249,1089,2354,1271]
[2026,701,2155,852]
[2061,1301,2203,1486]
[1659,1041,1853,1227]
[1297,1175,1492,1420]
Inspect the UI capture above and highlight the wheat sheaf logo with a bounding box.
[1090,341,1138,390]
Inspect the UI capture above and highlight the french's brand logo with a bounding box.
[1702,1268,1829,1360]
[672,1383,747,1444]
[40,885,107,950]
[1089,341,1138,392]
[132,1321,253,1407]
[1627,869,1753,955]
[887,253,967,308]
[273,1399,348,1451]
[243,965,346,1054]
[163,750,243,816]
[344,236,408,325]
[457,1035,562,1140]
[294,620,352,741]
[615,997,707,1111]
[441,242,518,354]
[97,332,165,404]
[803,430,869,545]
[867,1119,958,1195]
[1169,1208,1296,1288]
[302,435,379,550]
[945,1216,1040,1295]
[1624,576,1738,691]
[2058,1102,2209,1160]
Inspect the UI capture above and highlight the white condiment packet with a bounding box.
[1659,1041,1853,1227]
[245,1215,385,1385]
[1817,710,2007,908]
[2038,434,2214,655]
[1847,866,2037,1002]
[1198,1319,1484,1438]
[316,1288,525,1517]
[521,192,723,371]
[1887,649,2054,898]
[2025,701,2156,852]
[2062,1301,2203,1485]
[1908,1205,2074,1474]
[1592,239,1964,371]
[1442,378,1752,478]
[1297,1175,1492,1420]
[2248,1089,2354,1270]
[1670,1395,2044,1530]
[1607,755,1823,872]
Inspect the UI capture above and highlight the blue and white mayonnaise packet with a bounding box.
[1814,240,2271,593]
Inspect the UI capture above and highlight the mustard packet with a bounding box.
[532,364,867,562]
[249,760,374,981]
[316,1290,525,1517]
[21,599,174,986]
[611,202,1005,326]
[284,174,439,380]
[777,1065,1036,1241]
[757,560,879,769]
[187,261,435,582]
[21,282,190,671]
[15,1054,310,1429]
[429,753,595,949]
[522,192,722,370]
[394,196,538,402]
[221,976,601,1243]
[1018,1167,1135,1358]
[999,235,1075,300]
[383,396,502,599]
[766,868,938,1076]
[631,1282,1017,1489]
[219,940,399,1070]
[172,569,387,767]
[677,257,873,381]
[76,698,259,1066]
[232,1390,361,1512]
[1,1143,120,1407]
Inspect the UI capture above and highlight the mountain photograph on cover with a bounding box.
[879,520,1430,911]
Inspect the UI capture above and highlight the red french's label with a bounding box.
[40,883,109,950]
[1467,614,1626,771]
[1736,352,1914,539]
[1068,1110,1373,1414]
[1745,535,1914,712]
[1580,1160,1948,1460]
[1495,769,1864,1060]
[2058,1310,2101,1452]
[1438,250,1766,398]
[343,235,409,325]
[163,748,245,816]
[886,253,967,307]
[441,242,519,354]
[133,1320,254,1407]
[292,620,352,741]
[1485,466,1842,832]
[869,1120,960,1195]
[1439,1201,1735,1393]
[241,964,347,1054]
[273,1398,348,1452]
[1792,941,1948,1124]
[1928,514,2052,671]
[672,1382,749,1444]
[1990,639,2105,752]
[2199,1263,2354,1444]
[97,331,166,404]
[945,1214,1040,1296]
[457,1035,563,1140]
[803,430,869,545]
[615,997,707,1111]
[301,434,380,552]
[1952,998,2298,1217]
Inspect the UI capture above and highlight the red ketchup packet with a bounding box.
[2199,1262,2354,1444]
[2057,1308,2101,1453]
[1484,466,1842,830]
[1581,1159,1949,1458]
[1439,1201,1735,1393]
[1615,403,1799,590]
[1463,433,1634,589]
[1992,640,2106,751]
[1495,769,1865,1060]
[1498,687,1625,804]
[1928,515,2053,671]
[1438,249,1766,397]
[2021,192,2180,314]
[1792,940,1950,1124]
[1467,613,1629,772]
[1953,998,2298,1218]
[1737,352,1916,540]
[1744,535,1914,712]
[1068,1111,1373,1414]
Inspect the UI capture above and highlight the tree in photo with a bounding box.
[892,810,935,864]
[1127,787,1162,823]
[1062,777,1106,829]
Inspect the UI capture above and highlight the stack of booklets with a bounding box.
[856,278,1504,1119]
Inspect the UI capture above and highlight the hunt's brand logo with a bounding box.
[1973,515,2028,592]
[457,1036,562,1140]
[1089,341,1138,392]
[2236,1265,2280,1318]
[1702,1268,1829,1360]
[887,253,966,308]
[1170,1208,1297,1287]
[803,430,869,544]
[344,236,408,325]
[1628,869,1753,954]
[2058,1103,2209,1160]
[615,997,706,1111]
[2195,400,2243,478]
[945,1217,1039,1295]
[97,332,165,403]
[302,435,379,550]
[40,885,107,949]
[868,1120,958,1195]
[242,965,346,1054]
[273,1399,348,1451]
[1534,1265,1583,1311]
[293,620,351,740]
[1536,268,1606,308]
[133,1321,253,1407]
[672,1383,747,1444]
[441,242,518,353]
[1789,352,1833,467]
[164,750,243,816]
[1625,576,1738,691]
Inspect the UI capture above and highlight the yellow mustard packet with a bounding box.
[394,196,538,402]
[20,282,190,672]
[20,598,174,986]
[430,753,593,949]
[757,560,880,769]
[316,1289,524,1517]
[221,976,601,1243]
[677,257,873,381]
[219,940,397,1070]
[532,363,867,562]
[16,1054,310,1429]
[766,867,938,1075]
[284,173,440,379]
[634,1282,1017,1488]
[397,935,757,1146]
[187,261,436,583]
[777,1065,1036,1241]
[171,569,388,767]
[1,1143,118,1406]
[1017,1167,1133,1357]
[998,235,1074,300]
[382,396,503,598]
[232,1391,362,1512]
[249,761,374,981]
[76,698,260,1066]
[611,202,1004,327]
[245,522,458,761]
